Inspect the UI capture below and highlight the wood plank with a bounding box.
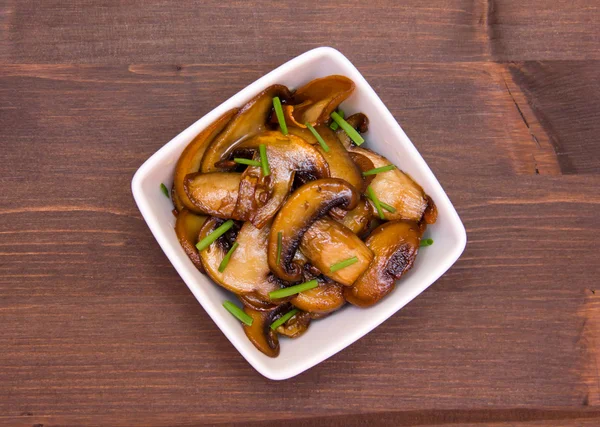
[489,0,600,60]
[0,0,490,63]
[507,61,600,174]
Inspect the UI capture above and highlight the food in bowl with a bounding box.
[167,75,437,357]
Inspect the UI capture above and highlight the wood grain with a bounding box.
[1,0,600,425]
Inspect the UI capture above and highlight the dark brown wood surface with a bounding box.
[1,1,599,426]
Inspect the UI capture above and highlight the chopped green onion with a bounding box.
[234,158,261,167]
[380,201,397,213]
[276,231,283,265]
[420,238,434,247]
[305,123,329,152]
[362,164,396,176]
[366,186,385,219]
[330,256,358,273]
[365,192,397,213]
[196,219,234,251]
[160,183,169,198]
[331,111,364,146]
[329,109,344,130]
[270,309,299,330]
[218,242,239,272]
[259,144,270,176]
[269,279,319,300]
[273,96,288,135]
[223,300,253,326]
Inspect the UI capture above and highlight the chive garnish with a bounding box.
[330,256,358,273]
[273,96,288,135]
[218,242,239,272]
[331,111,364,146]
[305,123,330,152]
[329,109,344,130]
[276,231,283,265]
[420,238,434,247]
[160,183,169,198]
[269,279,319,299]
[380,201,397,213]
[223,300,253,326]
[270,309,299,330]
[362,164,396,176]
[366,186,385,219]
[365,193,396,213]
[196,219,234,251]
[234,158,261,167]
[259,144,270,176]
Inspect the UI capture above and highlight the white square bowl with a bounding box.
[132,47,466,380]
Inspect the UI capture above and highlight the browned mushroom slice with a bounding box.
[239,293,278,311]
[344,220,422,307]
[174,109,238,211]
[268,178,360,282]
[291,279,345,314]
[232,131,329,229]
[335,197,373,235]
[348,151,376,190]
[314,125,363,192]
[276,311,311,338]
[300,218,372,286]
[291,75,355,126]
[243,306,280,357]
[198,218,280,302]
[201,85,292,173]
[336,112,369,150]
[287,126,318,145]
[174,209,207,272]
[183,172,241,219]
[352,147,430,222]
[422,195,438,224]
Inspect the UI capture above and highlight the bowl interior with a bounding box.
[132,47,466,380]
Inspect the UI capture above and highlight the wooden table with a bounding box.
[1,1,599,426]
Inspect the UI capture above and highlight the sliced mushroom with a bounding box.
[239,293,278,312]
[291,278,345,314]
[174,209,207,272]
[300,218,373,286]
[336,112,369,150]
[314,125,363,192]
[171,183,184,213]
[344,220,422,307]
[198,218,281,302]
[422,195,438,224]
[352,147,430,222]
[232,131,329,229]
[243,306,280,357]
[287,126,318,145]
[349,151,376,190]
[201,85,292,173]
[183,172,241,219]
[268,178,360,282]
[335,197,373,235]
[276,311,311,338]
[291,75,355,126]
[175,109,238,211]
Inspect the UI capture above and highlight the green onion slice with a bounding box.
[160,183,169,198]
[420,238,434,247]
[305,123,330,152]
[223,300,253,326]
[196,219,234,251]
[218,242,239,272]
[329,109,344,130]
[380,201,396,213]
[259,144,270,176]
[273,96,288,135]
[366,186,385,219]
[330,256,358,273]
[362,164,396,176]
[269,279,319,300]
[276,231,283,265]
[234,158,261,167]
[331,111,364,146]
[270,309,299,330]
